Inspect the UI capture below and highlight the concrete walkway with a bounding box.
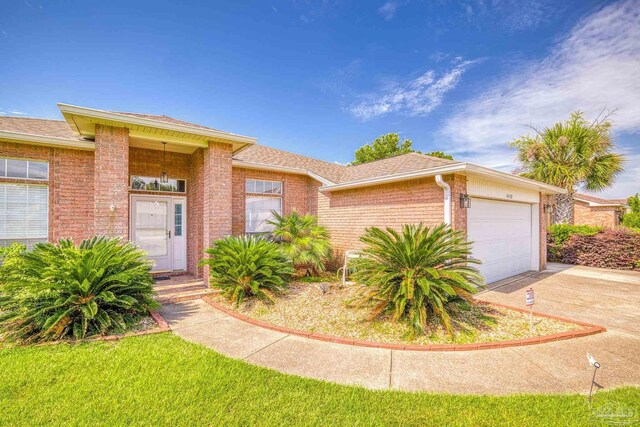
[158,264,640,395]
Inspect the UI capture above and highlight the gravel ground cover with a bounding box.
[213,281,579,345]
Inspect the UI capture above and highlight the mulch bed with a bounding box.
[211,281,580,345]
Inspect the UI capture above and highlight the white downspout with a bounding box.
[435,174,451,226]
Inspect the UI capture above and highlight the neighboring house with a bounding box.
[0,103,564,284]
[573,193,629,228]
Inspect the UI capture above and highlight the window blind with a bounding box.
[0,184,49,243]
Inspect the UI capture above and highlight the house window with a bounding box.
[0,158,49,180]
[0,184,48,247]
[245,179,282,233]
[130,176,187,193]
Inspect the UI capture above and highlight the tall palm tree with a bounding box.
[511,111,625,224]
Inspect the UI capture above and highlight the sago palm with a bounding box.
[203,235,293,306]
[351,224,483,338]
[0,237,156,343]
[267,211,331,274]
[511,111,624,224]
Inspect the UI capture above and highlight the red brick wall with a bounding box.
[129,147,191,181]
[0,141,94,243]
[450,174,467,235]
[231,167,314,235]
[202,142,234,280]
[573,201,620,228]
[188,148,205,277]
[318,175,451,252]
[94,125,129,238]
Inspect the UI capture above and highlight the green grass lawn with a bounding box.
[1,333,638,426]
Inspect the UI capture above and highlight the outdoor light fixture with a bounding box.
[543,204,554,214]
[459,194,471,209]
[587,353,602,403]
[160,142,169,184]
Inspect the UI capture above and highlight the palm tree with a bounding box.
[267,211,331,275]
[511,111,625,224]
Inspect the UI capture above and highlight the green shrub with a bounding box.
[202,235,294,305]
[622,194,640,228]
[0,237,156,343]
[351,224,483,338]
[267,211,331,274]
[548,223,602,246]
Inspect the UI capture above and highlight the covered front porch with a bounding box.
[58,103,256,280]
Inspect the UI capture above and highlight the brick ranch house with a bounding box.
[0,103,565,284]
[572,193,629,228]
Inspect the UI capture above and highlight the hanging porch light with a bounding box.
[160,142,169,184]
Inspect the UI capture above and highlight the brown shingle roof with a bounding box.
[235,147,461,184]
[234,145,346,183]
[574,193,628,205]
[0,117,82,140]
[341,152,460,182]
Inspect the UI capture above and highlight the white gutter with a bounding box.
[319,163,566,195]
[0,130,95,151]
[434,175,451,225]
[231,159,335,185]
[57,103,257,145]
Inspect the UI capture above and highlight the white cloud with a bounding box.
[439,0,640,188]
[349,59,477,120]
[378,1,400,20]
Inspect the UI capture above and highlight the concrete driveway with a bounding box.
[477,263,640,335]
[159,263,640,395]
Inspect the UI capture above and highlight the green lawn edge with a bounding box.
[1,333,638,426]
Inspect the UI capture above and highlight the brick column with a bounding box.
[94,125,129,238]
[449,174,468,235]
[201,141,233,280]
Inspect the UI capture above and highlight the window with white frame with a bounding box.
[245,179,282,233]
[0,158,49,180]
[0,184,49,247]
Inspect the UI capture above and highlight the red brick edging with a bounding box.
[202,296,606,352]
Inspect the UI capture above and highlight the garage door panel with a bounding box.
[468,198,534,284]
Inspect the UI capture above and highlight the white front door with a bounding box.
[130,195,187,272]
[467,198,535,284]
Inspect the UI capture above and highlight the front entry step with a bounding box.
[153,274,219,305]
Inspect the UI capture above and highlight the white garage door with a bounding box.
[467,198,534,284]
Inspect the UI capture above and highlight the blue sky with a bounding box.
[1,0,638,197]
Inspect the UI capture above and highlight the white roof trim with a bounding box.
[319,163,566,194]
[57,103,257,145]
[231,159,335,185]
[0,130,95,151]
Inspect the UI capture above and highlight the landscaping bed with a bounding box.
[211,281,580,345]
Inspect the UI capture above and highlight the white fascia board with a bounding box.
[231,159,335,185]
[464,164,566,194]
[319,164,463,192]
[0,130,95,150]
[57,103,257,145]
[319,163,567,194]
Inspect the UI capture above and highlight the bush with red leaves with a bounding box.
[548,228,640,270]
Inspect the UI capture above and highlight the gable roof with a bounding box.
[113,112,225,133]
[574,193,628,207]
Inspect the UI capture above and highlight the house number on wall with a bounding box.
[506,194,513,199]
